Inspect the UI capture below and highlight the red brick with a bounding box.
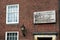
[0,0,59,40]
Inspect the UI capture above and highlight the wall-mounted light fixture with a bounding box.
[21,25,26,37]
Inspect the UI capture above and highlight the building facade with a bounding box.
[0,0,59,40]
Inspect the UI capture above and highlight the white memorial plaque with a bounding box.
[34,10,56,24]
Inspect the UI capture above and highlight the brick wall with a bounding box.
[0,0,59,40]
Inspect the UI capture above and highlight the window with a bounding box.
[6,4,19,24]
[5,32,19,40]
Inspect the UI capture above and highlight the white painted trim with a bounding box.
[5,31,19,40]
[6,4,19,24]
[34,35,56,40]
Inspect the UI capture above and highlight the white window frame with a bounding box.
[6,4,19,24]
[5,31,19,40]
[34,35,56,40]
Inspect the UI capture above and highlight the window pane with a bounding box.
[8,13,18,22]
[10,37,13,40]
[7,37,9,40]
[6,4,19,24]
[14,33,17,36]
[10,33,14,37]
[14,37,17,40]
[7,33,9,36]
[7,33,17,40]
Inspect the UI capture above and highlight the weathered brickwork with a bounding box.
[0,0,59,40]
